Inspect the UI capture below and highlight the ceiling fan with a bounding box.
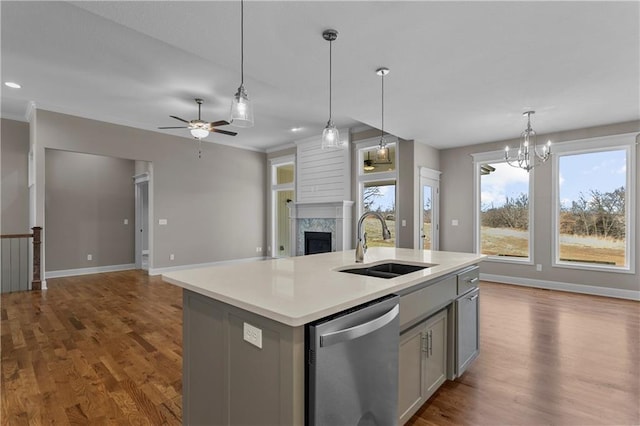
[158,98,238,139]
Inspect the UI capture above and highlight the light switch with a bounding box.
[451,219,459,226]
[124,219,128,225]
[159,219,168,225]
[401,219,406,227]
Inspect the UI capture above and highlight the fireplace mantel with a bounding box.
[288,201,354,256]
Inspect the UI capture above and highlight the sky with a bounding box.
[366,183,396,211]
[481,149,627,210]
[558,149,626,208]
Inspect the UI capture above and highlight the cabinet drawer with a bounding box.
[457,267,479,295]
[400,276,456,329]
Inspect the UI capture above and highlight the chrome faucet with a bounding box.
[355,211,392,263]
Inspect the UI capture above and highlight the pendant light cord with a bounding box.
[240,0,244,86]
[329,38,333,121]
[381,72,384,139]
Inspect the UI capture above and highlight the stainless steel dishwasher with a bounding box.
[306,294,400,426]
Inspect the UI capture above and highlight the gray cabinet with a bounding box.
[398,309,447,424]
[182,290,305,426]
[455,287,479,376]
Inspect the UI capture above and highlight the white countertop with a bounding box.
[162,248,485,327]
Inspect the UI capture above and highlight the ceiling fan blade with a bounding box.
[210,120,230,127]
[170,115,190,124]
[212,128,238,136]
[158,126,188,129]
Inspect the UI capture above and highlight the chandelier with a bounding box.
[505,111,551,172]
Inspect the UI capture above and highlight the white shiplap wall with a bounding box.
[296,132,351,203]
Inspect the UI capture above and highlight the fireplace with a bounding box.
[289,200,354,256]
[305,232,332,255]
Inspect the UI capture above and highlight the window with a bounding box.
[357,138,398,248]
[363,181,396,247]
[270,157,295,257]
[474,155,532,262]
[553,134,635,272]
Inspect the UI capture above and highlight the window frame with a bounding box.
[472,150,535,265]
[355,137,399,247]
[551,133,636,274]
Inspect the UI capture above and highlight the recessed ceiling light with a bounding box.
[4,82,21,89]
[291,127,303,132]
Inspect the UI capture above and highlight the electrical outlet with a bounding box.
[243,322,262,349]
[170,254,175,261]
[87,254,92,261]
[124,219,128,225]
[256,247,262,253]
[536,264,542,271]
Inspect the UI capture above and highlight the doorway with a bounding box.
[134,173,150,270]
[418,167,440,250]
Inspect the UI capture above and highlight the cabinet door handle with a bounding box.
[421,333,428,354]
[467,277,479,285]
[469,294,479,301]
[429,330,433,357]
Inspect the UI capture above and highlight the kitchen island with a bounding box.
[163,248,484,425]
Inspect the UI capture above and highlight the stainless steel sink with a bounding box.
[339,262,432,279]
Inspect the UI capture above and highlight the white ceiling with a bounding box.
[1,1,638,152]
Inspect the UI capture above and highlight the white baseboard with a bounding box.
[45,264,136,279]
[149,256,267,276]
[480,273,640,301]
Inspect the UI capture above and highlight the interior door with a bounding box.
[134,174,150,271]
[418,168,440,250]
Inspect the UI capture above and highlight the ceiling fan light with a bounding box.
[190,127,209,139]
[364,160,375,171]
[230,84,254,128]
[321,121,341,150]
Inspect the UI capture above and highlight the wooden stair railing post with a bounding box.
[32,226,42,290]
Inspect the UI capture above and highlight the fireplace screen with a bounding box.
[304,232,332,255]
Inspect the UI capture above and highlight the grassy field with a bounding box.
[481,226,625,266]
[364,223,625,266]
[363,218,396,247]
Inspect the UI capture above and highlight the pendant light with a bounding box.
[376,67,391,163]
[230,0,254,127]
[504,111,552,172]
[321,29,345,149]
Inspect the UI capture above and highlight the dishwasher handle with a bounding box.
[320,304,399,347]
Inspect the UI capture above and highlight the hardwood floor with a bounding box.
[407,282,640,426]
[1,271,638,425]
[1,271,183,425]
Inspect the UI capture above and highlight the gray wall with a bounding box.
[31,109,266,272]
[45,150,135,271]
[397,139,441,249]
[1,119,30,234]
[440,120,640,292]
[397,139,415,248]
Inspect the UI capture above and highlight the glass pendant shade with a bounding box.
[321,121,341,149]
[376,141,390,163]
[190,127,209,139]
[230,84,254,128]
